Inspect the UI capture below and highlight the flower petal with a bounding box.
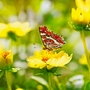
[27,58,46,69]
[27,50,72,70]
[47,51,72,69]
[0,23,8,37]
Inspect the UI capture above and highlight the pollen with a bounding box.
[42,57,49,62]
[2,52,10,59]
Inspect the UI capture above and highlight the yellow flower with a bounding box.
[75,0,90,11]
[79,55,87,65]
[8,22,31,36]
[0,23,8,38]
[71,8,90,24]
[0,22,31,38]
[0,50,13,69]
[71,0,90,24]
[27,50,72,70]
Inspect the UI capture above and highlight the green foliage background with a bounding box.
[0,0,89,90]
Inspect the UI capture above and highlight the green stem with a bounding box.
[5,71,12,90]
[80,30,90,78]
[54,76,62,90]
[48,72,52,90]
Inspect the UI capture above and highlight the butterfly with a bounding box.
[39,26,65,50]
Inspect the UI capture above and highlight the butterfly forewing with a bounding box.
[39,26,65,50]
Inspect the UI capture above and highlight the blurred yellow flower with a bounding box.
[71,0,90,24]
[0,22,31,38]
[0,23,8,37]
[16,88,24,90]
[75,0,90,11]
[71,8,90,24]
[8,22,31,36]
[79,55,87,65]
[37,85,43,90]
[0,50,13,69]
[27,50,72,70]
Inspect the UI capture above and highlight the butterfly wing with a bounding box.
[39,26,65,50]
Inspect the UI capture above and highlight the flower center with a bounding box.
[42,57,49,62]
[3,52,10,59]
[80,12,82,15]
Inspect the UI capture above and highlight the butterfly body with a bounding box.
[39,26,65,50]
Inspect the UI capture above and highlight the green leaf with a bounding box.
[71,22,90,31]
[9,68,21,72]
[8,31,17,41]
[85,82,90,90]
[0,70,4,78]
[34,73,44,76]
[48,67,61,76]
[53,72,61,76]
[33,68,47,76]
[31,76,48,88]
[47,67,57,73]
[53,68,62,76]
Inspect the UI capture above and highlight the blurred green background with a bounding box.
[0,0,90,90]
